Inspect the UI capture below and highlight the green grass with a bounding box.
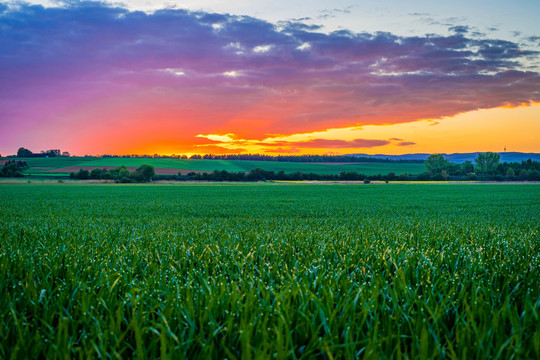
[20,157,98,169]
[1,184,538,359]
[17,156,425,175]
[14,157,99,175]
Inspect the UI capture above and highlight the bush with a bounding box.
[117,177,133,183]
[133,165,155,182]
[416,173,431,181]
[527,170,540,181]
[0,161,28,177]
[89,168,105,179]
[75,169,89,179]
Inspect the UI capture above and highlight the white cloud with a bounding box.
[253,45,272,53]
[296,42,311,51]
[161,68,185,76]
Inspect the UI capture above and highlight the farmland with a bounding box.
[1,183,539,359]
[14,157,425,176]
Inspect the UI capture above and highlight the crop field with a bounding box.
[15,157,425,176]
[1,184,539,359]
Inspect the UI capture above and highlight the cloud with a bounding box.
[0,1,539,154]
[264,147,301,153]
[396,141,416,147]
[197,133,238,143]
[269,138,391,149]
[527,36,540,46]
[449,25,469,34]
[195,145,246,154]
[196,135,393,150]
[317,6,354,20]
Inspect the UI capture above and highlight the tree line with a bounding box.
[423,152,540,181]
[153,157,538,182]
[16,147,68,158]
[70,165,155,183]
[189,154,423,163]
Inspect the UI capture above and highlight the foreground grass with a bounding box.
[0,184,539,359]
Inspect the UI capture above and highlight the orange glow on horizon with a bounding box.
[61,103,540,157]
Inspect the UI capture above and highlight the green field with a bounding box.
[15,157,425,175]
[21,157,94,168]
[1,184,539,358]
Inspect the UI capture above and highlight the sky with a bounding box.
[1,0,539,156]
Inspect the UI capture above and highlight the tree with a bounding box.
[424,154,448,174]
[133,164,155,182]
[89,168,105,179]
[441,170,449,180]
[17,147,33,157]
[475,152,500,174]
[0,161,27,177]
[45,149,61,157]
[75,169,89,179]
[118,166,131,179]
[461,160,474,174]
[247,168,267,181]
[506,168,515,178]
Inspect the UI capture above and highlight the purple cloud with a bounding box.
[0,1,539,154]
[396,141,416,147]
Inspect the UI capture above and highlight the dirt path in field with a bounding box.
[45,166,212,175]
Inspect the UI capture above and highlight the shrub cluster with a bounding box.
[183,169,377,182]
[70,165,155,182]
[0,160,29,177]
[178,166,540,182]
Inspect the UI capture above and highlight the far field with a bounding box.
[0,183,538,358]
[10,157,425,176]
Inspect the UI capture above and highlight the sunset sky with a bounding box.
[1,0,539,156]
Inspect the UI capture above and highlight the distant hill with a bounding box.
[350,152,540,164]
